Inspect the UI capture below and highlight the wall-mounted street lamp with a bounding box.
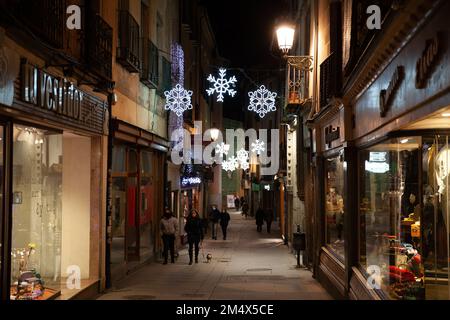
[275,21,313,108]
[276,24,296,55]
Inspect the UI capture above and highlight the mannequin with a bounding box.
[407,193,421,222]
[326,187,344,242]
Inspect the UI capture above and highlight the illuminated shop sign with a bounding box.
[181,177,202,187]
[365,160,389,174]
[369,152,387,162]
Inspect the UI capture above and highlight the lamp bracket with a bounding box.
[286,56,313,71]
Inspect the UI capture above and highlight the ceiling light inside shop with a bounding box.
[400,139,409,144]
[442,113,450,117]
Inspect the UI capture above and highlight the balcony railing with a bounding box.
[141,39,159,88]
[117,10,141,73]
[320,52,341,109]
[11,0,66,48]
[86,13,113,80]
[285,56,313,111]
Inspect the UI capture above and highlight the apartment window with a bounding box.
[140,1,158,88]
[117,1,141,73]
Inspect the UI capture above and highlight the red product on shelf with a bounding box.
[389,266,416,283]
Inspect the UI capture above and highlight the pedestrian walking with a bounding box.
[210,205,221,240]
[184,208,204,265]
[264,208,273,233]
[220,207,231,240]
[255,207,265,232]
[160,208,178,264]
[234,196,240,211]
[241,201,249,219]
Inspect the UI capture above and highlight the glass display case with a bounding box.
[359,135,450,300]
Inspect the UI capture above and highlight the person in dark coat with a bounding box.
[241,201,249,219]
[184,209,204,265]
[210,205,221,240]
[264,209,273,233]
[255,207,265,232]
[234,196,240,210]
[220,207,231,240]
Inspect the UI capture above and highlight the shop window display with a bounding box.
[359,136,450,300]
[11,125,62,300]
[422,136,450,300]
[325,154,345,259]
[9,125,94,300]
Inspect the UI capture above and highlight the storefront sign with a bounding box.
[416,34,440,89]
[181,176,202,187]
[325,125,340,148]
[365,161,389,174]
[19,59,107,134]
[380,66,404,117]
[369,152,387,162]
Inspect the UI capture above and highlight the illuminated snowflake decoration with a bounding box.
[222,156,239,172]
[248,85,277,118]
[215,142,230,157]
[228,156,240,170]
[222,160,235,172]
[251,139,265,155]
[236,148,249,163]
[206,68,237,102]
[240,161,250,171]
[164,84,193,117]
[236,149,250,171]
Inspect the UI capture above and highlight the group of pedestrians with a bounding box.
[209,205,231,240]
[255,207,273,233]
[160,202,274,266]
[159,205,231,265]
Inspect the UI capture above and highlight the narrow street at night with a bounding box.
[98,211,331,300]
[2,0,450,316]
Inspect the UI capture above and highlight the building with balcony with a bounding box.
[0,0,113,300]
[107,0,176,286]
[167,0,223,234]
[292,0,450,300]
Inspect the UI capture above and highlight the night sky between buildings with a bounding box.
[204,0,289,121]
